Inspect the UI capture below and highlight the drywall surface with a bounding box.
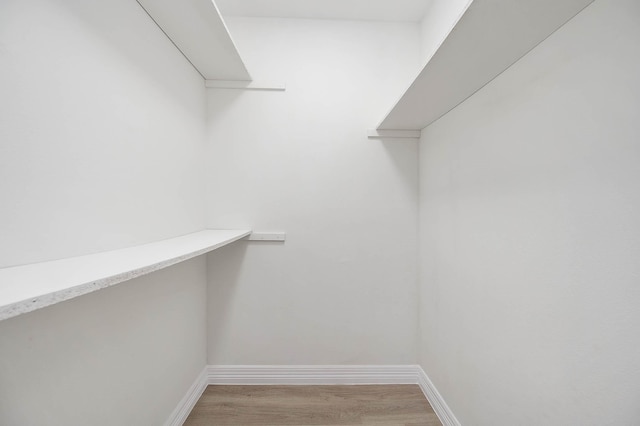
[0,0,206,268]
[0,0,208,424]
[205,18,421,365]
[418,0,640,424]
[419,0,470,65]
[0,258,207,426]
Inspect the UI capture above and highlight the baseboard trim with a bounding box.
[167,365,460,426]
[164,367,208,426]
[417,367,461,426]
[207,365,419,385]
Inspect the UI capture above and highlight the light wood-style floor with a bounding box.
[183,385,442,426]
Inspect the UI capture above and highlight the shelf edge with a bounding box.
[0,229,251,321]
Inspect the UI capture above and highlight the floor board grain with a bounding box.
[183,385,441,426]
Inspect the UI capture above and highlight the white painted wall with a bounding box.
[419,0,470,65]
[205,18,421,365]
[0,258,207,426]
[0,0,208,423]
[418,0,640,424]
[0,0,206,268]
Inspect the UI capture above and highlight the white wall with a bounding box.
[205,18,421,365]
[0,258,207,426]
[0,0,208,423]
[0,0,206,268]
[418,0,640,424]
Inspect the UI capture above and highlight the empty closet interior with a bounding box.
[1,0,639,424]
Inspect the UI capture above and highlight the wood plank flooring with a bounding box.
[183,385,442,426]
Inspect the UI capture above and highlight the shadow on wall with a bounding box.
[206,241,249,362]
[49,0,204,113]
[379,138,420,195]
[206,88,245,130]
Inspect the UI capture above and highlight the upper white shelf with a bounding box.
[377,0,595,131]
[0,229,251,321]
[136,0,250,80]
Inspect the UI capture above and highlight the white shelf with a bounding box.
[0,229,251,321]
[136,0,251,80]
[377,0,595,131]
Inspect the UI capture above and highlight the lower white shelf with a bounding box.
[0,229,251,321]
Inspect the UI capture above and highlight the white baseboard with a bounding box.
[167,365,460,426]
[417,367,461,426]
[164,367,208,426]
[207,365,419,385]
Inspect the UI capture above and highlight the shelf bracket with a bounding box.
[244,232,286,242]
[205,80,286,91]
[367,129,421,140]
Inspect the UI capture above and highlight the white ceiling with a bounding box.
[214,0,433,22]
